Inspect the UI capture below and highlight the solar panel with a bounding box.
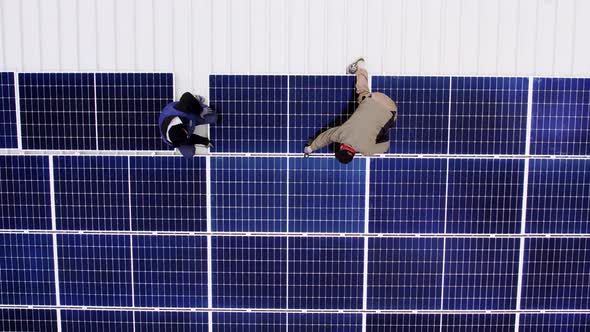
[288,237,363,309]
[368,238,443,309]
[210,75,288,153]
[211,157,287,232]
[0,309,57,332]
[372,76,450,154]
[212,236,286,308]
[370,158,446,233]
[449,77,528,155]
[54,156,129,231]
[447,159,524,234]
[57,234,132,307]
[133,235,208,308]
[95,73,173,151]
[0,72,17,148]
[443,238,519,310]
[19,73,96,150]
[531,78,590,155]
[521,238,590,309]
[288,75,356,153]
[0,155,51,230]
[289,157,365,233]
[0,234,55,305]
[527,159,590,233]
[130,156,207,232]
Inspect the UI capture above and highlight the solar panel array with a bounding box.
[0,73,589,331]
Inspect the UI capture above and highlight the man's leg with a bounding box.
[355,68,371,103]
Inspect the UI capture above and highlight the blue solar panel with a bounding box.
[288,313,361,331]
[212,236,286,308]
[135,311,208,331]
[130,156,206,232]
[19,73,96,150]
[520,314,590,331]
[372,76,450,154]
[368,238,443,309]
[441,314,516,332]
[450,77,528,155]
[289,158,365,233]
[447,159,524,234]
[521,238,590,309]
[61,310,133,332]
[58,234,132,306]
[213,313,286,331]
[0,309,57,332]
[211,157,287,232]
[370,158,446,233]
[0,234,55,305]
[210,75,288,153]
[0,72,17,148]
[0,156,51,230]
[443,238,519,310]
[133,235,208,308]
[366,314,440,331]
[288,237,363,309]
[527,159,590,233]
[54,156,129,231]
[288,75,356,153]
[531,78,590,155]
[95,73,173,151]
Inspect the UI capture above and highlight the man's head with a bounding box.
[167,124,189,146]
[335,143,355,164]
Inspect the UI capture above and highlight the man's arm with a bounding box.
[308,127,341,152]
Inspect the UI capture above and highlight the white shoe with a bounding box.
[347,57,365,74]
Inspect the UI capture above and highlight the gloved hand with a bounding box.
[304,145,312,157]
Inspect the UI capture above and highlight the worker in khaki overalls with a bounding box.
[304,58,398,164]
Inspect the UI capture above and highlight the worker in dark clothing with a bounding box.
[304,58,397,164]
[159,92,218,158]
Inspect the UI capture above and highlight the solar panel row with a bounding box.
[211,75,590,156]
[2,155,587,234]
[2,310,589,331]
[2,74,588,156]
[1,232,588,310]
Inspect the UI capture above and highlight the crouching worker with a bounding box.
[304,58,397,164]
[159,92,218,158]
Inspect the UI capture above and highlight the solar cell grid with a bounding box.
[211,157,287,232]
[54,156,130,231]
[521,238,590,309]
[372,76,450,154]
[531,78,590,155]
[212,236,287,309]
[450,77,528,155]
[57,234,132,307]
[19,73,96,150]
[0,72,17,148]
[368,238,443,310]
[0,155,51,230]
[210,75,289,153]
[133,235,208,308]
[289,157,365,233]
